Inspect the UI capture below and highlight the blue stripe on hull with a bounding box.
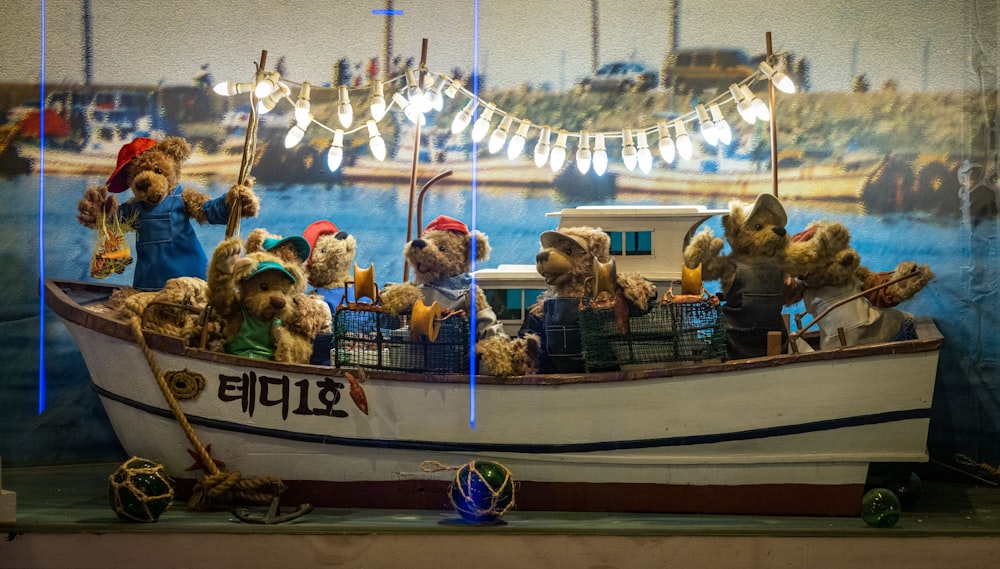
[92,382,930,454]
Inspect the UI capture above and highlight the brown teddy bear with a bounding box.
[683,193,794,359]
[380,215,506,340]
[302,220,359,306]
[245,227,333,363]
[517,226,657,373]
[206,236,314,363]
[76,136,260,291]
[783,219,934,350]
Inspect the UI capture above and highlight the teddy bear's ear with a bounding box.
[471,230,492,262]
[156,136,192,164]
[245,228,268,253]
[587,231,612,262]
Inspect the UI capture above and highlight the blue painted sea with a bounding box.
[2,173,997,467]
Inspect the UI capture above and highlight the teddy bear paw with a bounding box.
[227,183,260,218]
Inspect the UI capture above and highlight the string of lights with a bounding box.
[212,54,796,176]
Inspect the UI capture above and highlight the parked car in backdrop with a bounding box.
[579,62,660,92]
[662,48,758,94]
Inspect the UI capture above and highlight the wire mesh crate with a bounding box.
[333,306,470,374]
[579,295,726,371]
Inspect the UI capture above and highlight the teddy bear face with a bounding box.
[722,199,788,258]
[535,227,611,296]
[404,229,488,284]
[787,221,859,288]
[236,269,299,323]
[125,137,191,205]
[308,231,357,288]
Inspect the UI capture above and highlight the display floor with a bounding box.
[2,462,1000,568]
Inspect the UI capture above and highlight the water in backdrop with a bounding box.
[2,173,997,467]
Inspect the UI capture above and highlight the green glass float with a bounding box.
[861,487,902,528]
[108,457,175,522]
[448,459,515,524]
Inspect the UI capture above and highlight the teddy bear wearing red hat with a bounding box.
[76,136,259,291]
[380,215,506,340]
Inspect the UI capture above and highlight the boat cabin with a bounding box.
[475,204,726,334]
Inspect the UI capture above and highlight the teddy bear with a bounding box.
[76,136,260,291]
[783,219,934,350]
[380,215,507,340]
[245,227,334,363]
[515,226,657,374]
[206,236,316,363]
[302,220,359,307]
[683,193,797,360]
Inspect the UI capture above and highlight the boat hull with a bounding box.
[46,279,943,515]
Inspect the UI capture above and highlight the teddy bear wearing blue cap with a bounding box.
[206,236,314,362]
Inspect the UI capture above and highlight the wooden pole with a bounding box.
[766,32,779,197]
[403,38,429,282]
[226,49,267,239]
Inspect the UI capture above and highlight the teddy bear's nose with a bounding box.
[773,227,787,237]
[335,231,349,240]
[536,250,550,263]
[270,296,286,310]
[410,239,427,250]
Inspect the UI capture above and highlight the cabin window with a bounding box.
[485,288,545,321]
[607,231,652,257]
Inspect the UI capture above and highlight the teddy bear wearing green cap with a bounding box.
[206,236,314,363]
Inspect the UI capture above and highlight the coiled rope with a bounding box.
[128,316,282,510]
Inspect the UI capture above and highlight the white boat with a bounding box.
[44,273,942,516]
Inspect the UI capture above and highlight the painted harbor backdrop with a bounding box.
[2,171,997,474]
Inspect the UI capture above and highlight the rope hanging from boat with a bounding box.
[126,316,282,510]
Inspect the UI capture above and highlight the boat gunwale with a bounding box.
[44,278,945,386]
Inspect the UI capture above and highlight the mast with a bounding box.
[403,39,429,281]
[82,0,93,86]
[767,32,778,197]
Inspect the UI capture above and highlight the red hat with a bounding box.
[422,215,468,236]
[106,137,158,193]
[302,220,340,265]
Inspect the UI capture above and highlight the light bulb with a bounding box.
[741,85,770,121]
[657,121,676,164]
[674,120,693,160]
[444,79,462,98]
[710,103,733,145]
[370,80,387,121]
[507,120,531,160]
[549,132,568,172]
[696,104,718,147]
[636,131,653,174]
[294,83,312,124]
[327,130,344,172]
[213,81,252,97]
[392,92,425,125]
[254,72,281,98]
[426,77,444,112]
[488,115,513,154]
[731,84,756,124]
[367,119,386,161]
[337,85,353,128]
[534,126,551,168]
[592,133,608,176]
[576,130,591,174]
[621,129,637,171]
[471,103,496,143]
[284,123,306,148]
[760,61,796,94]
[451,99,477,134]
[404,69,425,110]
[256,83,289,115]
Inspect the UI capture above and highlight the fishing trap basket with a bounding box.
[579,292,726,371]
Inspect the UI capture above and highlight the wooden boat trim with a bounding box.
[44,278,944,387]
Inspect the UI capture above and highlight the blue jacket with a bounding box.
[117,185,231,291]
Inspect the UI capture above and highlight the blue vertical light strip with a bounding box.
[38,0,47,414]
[468,0,480,430]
